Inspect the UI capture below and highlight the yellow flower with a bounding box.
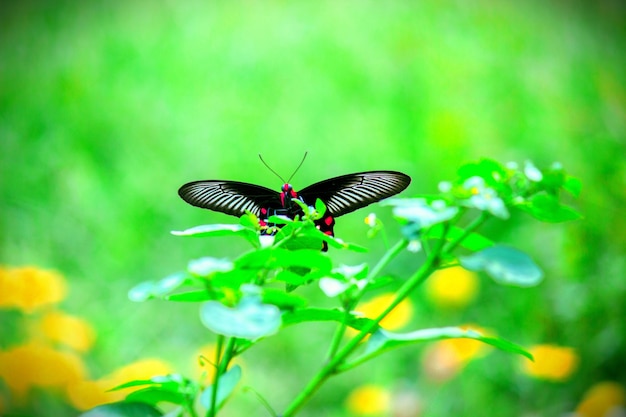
[105,358,173,389]
[422,325,491,382]
[193,343,220,381]
[66,379,118,411]
[0,266,66,312]
[0,342,86,401]
[576,381,625,417]
[66,358,173,411]
[522,345,578,381]
[425,266,478,308]
[40,311,96,352]
[346,384,391,415]
[357,293,413,331]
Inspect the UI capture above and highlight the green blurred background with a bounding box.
[1,0,625,416]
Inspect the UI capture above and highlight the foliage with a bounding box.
[81,159,580,416]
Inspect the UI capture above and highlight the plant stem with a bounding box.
[325,239,409,361]
[442,212,489,254]
[207,336,224,417]
[207,337,237,417]
[366,239,408,282]
[283,234,446,416]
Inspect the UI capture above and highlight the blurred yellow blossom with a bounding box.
[0,266,66,312]
[357,293,413,331]
[575,381,625,417]
[66,379,118,411]
[105,358,173,388]
[522,344,578,381]
[193,343,219,381]
[422,325,491,382]
[0,342,86,401]
[40,311,96,352]
[346,384,390,415]
[67,358,173,411]
[425,266,478,308]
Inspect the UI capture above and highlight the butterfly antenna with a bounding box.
[259,154,286,183]
[287,151,308,183]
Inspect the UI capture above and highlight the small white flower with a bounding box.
[524,160,543,182]
[486,196,510,219]
[463,176,486,190]
[438,181,452,193]
[188,257,233,276]
[506,161,519,170]
[364,213,377,226]
[393,199,458,228]
[335,263,368,278]
[319,276,367,297]
[407,240,422,253]
[319,278,350,297]
[259,235,275,248]
[431,199,447,211]
[461,176,509,219]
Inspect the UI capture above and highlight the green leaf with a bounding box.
[457,159,508,186]
[274,269,311,286]
[282,308,377,332]
[235,248,332,273]
[78,401,163,417]
[346,327,532,370]
[315,198,327,217]
[200,290,282,340]
[210,269,257,289]
[172,223,252,238]
[125,387,185,406]
[429,224,494,251]
[110,374,189,393]
[516,193,582,223]
[563,176,582,198]
[128,272,191,302]
[166,290,212,302]
[459,245,543,287]
[267,215,293,225]
[262,288,307,310]
[200,365,242,410]
[239,212,259,229]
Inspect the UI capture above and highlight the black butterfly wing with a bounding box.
[178,180,281,217]
[298,171,411,217]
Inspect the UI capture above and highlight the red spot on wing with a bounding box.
[261,208,267,215]
[324,215,334,226]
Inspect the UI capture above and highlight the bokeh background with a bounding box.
[1,1,625,416]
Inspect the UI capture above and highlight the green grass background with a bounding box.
[1,1,625,416]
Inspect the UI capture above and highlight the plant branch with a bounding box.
[325,239,408,361]
[283,232,447,416]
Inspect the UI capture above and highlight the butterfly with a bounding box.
[178,155,410,250]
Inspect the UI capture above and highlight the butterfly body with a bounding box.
[179,171,411,249]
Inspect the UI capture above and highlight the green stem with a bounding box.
[207,337,237,417]
[325,239,409,361]
[207,336,224,417]
[442,212,490,255]
[283,235,446,416]
[366,239,408,282]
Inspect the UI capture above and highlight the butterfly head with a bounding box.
[280,183,299,207]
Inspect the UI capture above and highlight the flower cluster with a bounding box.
[0,266,172,414]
